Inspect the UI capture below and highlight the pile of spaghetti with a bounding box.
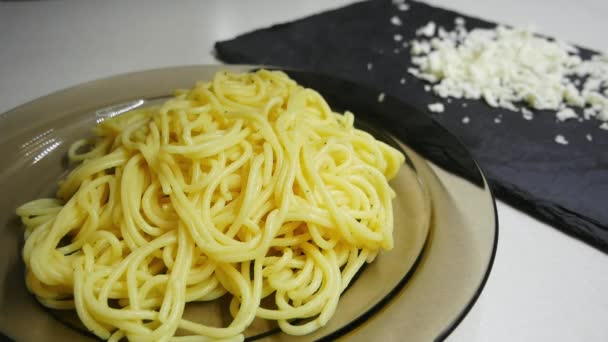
[17,70,405,341]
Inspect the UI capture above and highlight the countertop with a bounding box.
[1,1,607,341]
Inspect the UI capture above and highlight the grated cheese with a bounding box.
[407,21,608,124]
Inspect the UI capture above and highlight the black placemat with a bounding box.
[215,0,608,253]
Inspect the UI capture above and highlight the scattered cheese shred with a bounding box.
[428,102,445,113]
[555,134,569,145]
[390,16,402,26]
[522,108,534,120]
[378,92,386,103]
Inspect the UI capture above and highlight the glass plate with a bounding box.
[0,65,497,341]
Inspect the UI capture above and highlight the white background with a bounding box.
[1,1,607,341]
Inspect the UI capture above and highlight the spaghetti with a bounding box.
[16,70,405,341]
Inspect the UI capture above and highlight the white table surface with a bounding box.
[1,1,607,341]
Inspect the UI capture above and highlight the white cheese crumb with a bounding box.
[522,108,534,120]
[586,134,593,141]
[397,3,409,11]
[494,117,502,124]
[410,40,431,55]
[600,122,608,130]
[556,108,578,121]
[462,116,470,124]
[584,107,597,120]
[400,78,406,84]
[462,103,468,107]
[498,99,518,112]
[394,34,403,42]
[555,134,568,145]
[377,92,386,103]
[428,102,445,112]
[367,62,373,71]
[402,41,409,48]
[407,67,420,77]
[416,21,436,37]
[390,16,402,26]
[393,48,400,54]
[424,85,431,92]
[455,17,466,26]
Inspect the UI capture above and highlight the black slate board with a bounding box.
[215,0,608,253]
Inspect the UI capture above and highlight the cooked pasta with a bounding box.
[16,70,405,341]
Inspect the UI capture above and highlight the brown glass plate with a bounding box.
[0,65,497,341]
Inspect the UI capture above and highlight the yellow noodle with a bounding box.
[16,70,405,340]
